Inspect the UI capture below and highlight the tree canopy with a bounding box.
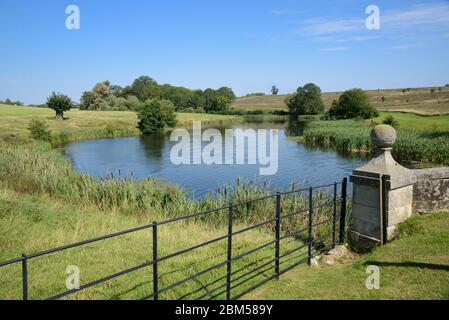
[46,92,73,120]
[285,83,324,115]
[79,76,236,113]
[137,98,177,135]
[329,88,379,119]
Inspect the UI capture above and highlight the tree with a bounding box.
[130,76,157,100]
[137,99,177,135]
[160,99,177,127]
[46,92,73,120]
[91,82,115,110]
[215,87,236,101]
[285,83,324,115]
[79,91,94,110]
[215,96,231,111]
[328,88,378,119]
[271,85,279,95]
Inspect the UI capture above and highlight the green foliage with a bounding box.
[137,99,177,135]
[79,76,235,113]
[383,115,399,128]
[46,92,73,120]
[328,88,379,119]
[285,83,324,115]
[113,95,142,111]
[214,96,231,111]
[79,91,94,110]
[160,99,177,127]
[271,85,279,95]
[27,119,52,141]
[90,82,116,110]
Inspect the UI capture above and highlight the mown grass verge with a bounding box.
[246,212,449,300]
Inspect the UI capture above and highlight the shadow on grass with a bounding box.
[364,261,449,271]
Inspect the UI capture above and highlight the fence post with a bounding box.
[332,182,337,249]
[275,192,281,279]
[226,204,233,300]
[339,177,348,244]
[22,254,28,300]
[307,187,313,266]
[152,221,158,301]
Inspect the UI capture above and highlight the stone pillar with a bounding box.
[349,125,416,251]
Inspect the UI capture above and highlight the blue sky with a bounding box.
[1,0,449,104]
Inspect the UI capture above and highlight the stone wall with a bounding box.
[413,167,449,213]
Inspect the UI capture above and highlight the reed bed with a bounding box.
[303,120,449,166]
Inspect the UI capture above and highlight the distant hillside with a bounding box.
[232,86,449,115]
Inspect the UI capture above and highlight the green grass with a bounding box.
[0,104,237,139]
[377,111,449,130]
[245,212,449,300]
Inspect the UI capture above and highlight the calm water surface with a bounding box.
[64,120,365,198]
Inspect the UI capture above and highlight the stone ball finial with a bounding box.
[371,124,396,148]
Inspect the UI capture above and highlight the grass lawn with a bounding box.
[245,212,449,300]
[377,112,449,130]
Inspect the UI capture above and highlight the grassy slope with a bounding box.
[246,212,449,300]
[233,86,449,115]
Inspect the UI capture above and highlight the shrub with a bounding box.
[181,107,195,113]
[328,88,379,119]
[137,98,177,135]
[383,115,399,128]
[28,119,52,141]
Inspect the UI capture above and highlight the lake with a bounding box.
[64,119,365,198]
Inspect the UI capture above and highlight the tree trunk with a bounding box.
[56,111,63,120]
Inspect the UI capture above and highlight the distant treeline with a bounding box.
[79,76,236,112]
[0,98,23,106]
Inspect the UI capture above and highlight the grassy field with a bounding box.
[246,212,449,300]
[0,104,237,138]
[233,86,449,115]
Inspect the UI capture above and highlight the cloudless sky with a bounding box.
[1,0,448,104]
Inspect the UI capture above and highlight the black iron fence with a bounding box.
[0,178,348,300]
